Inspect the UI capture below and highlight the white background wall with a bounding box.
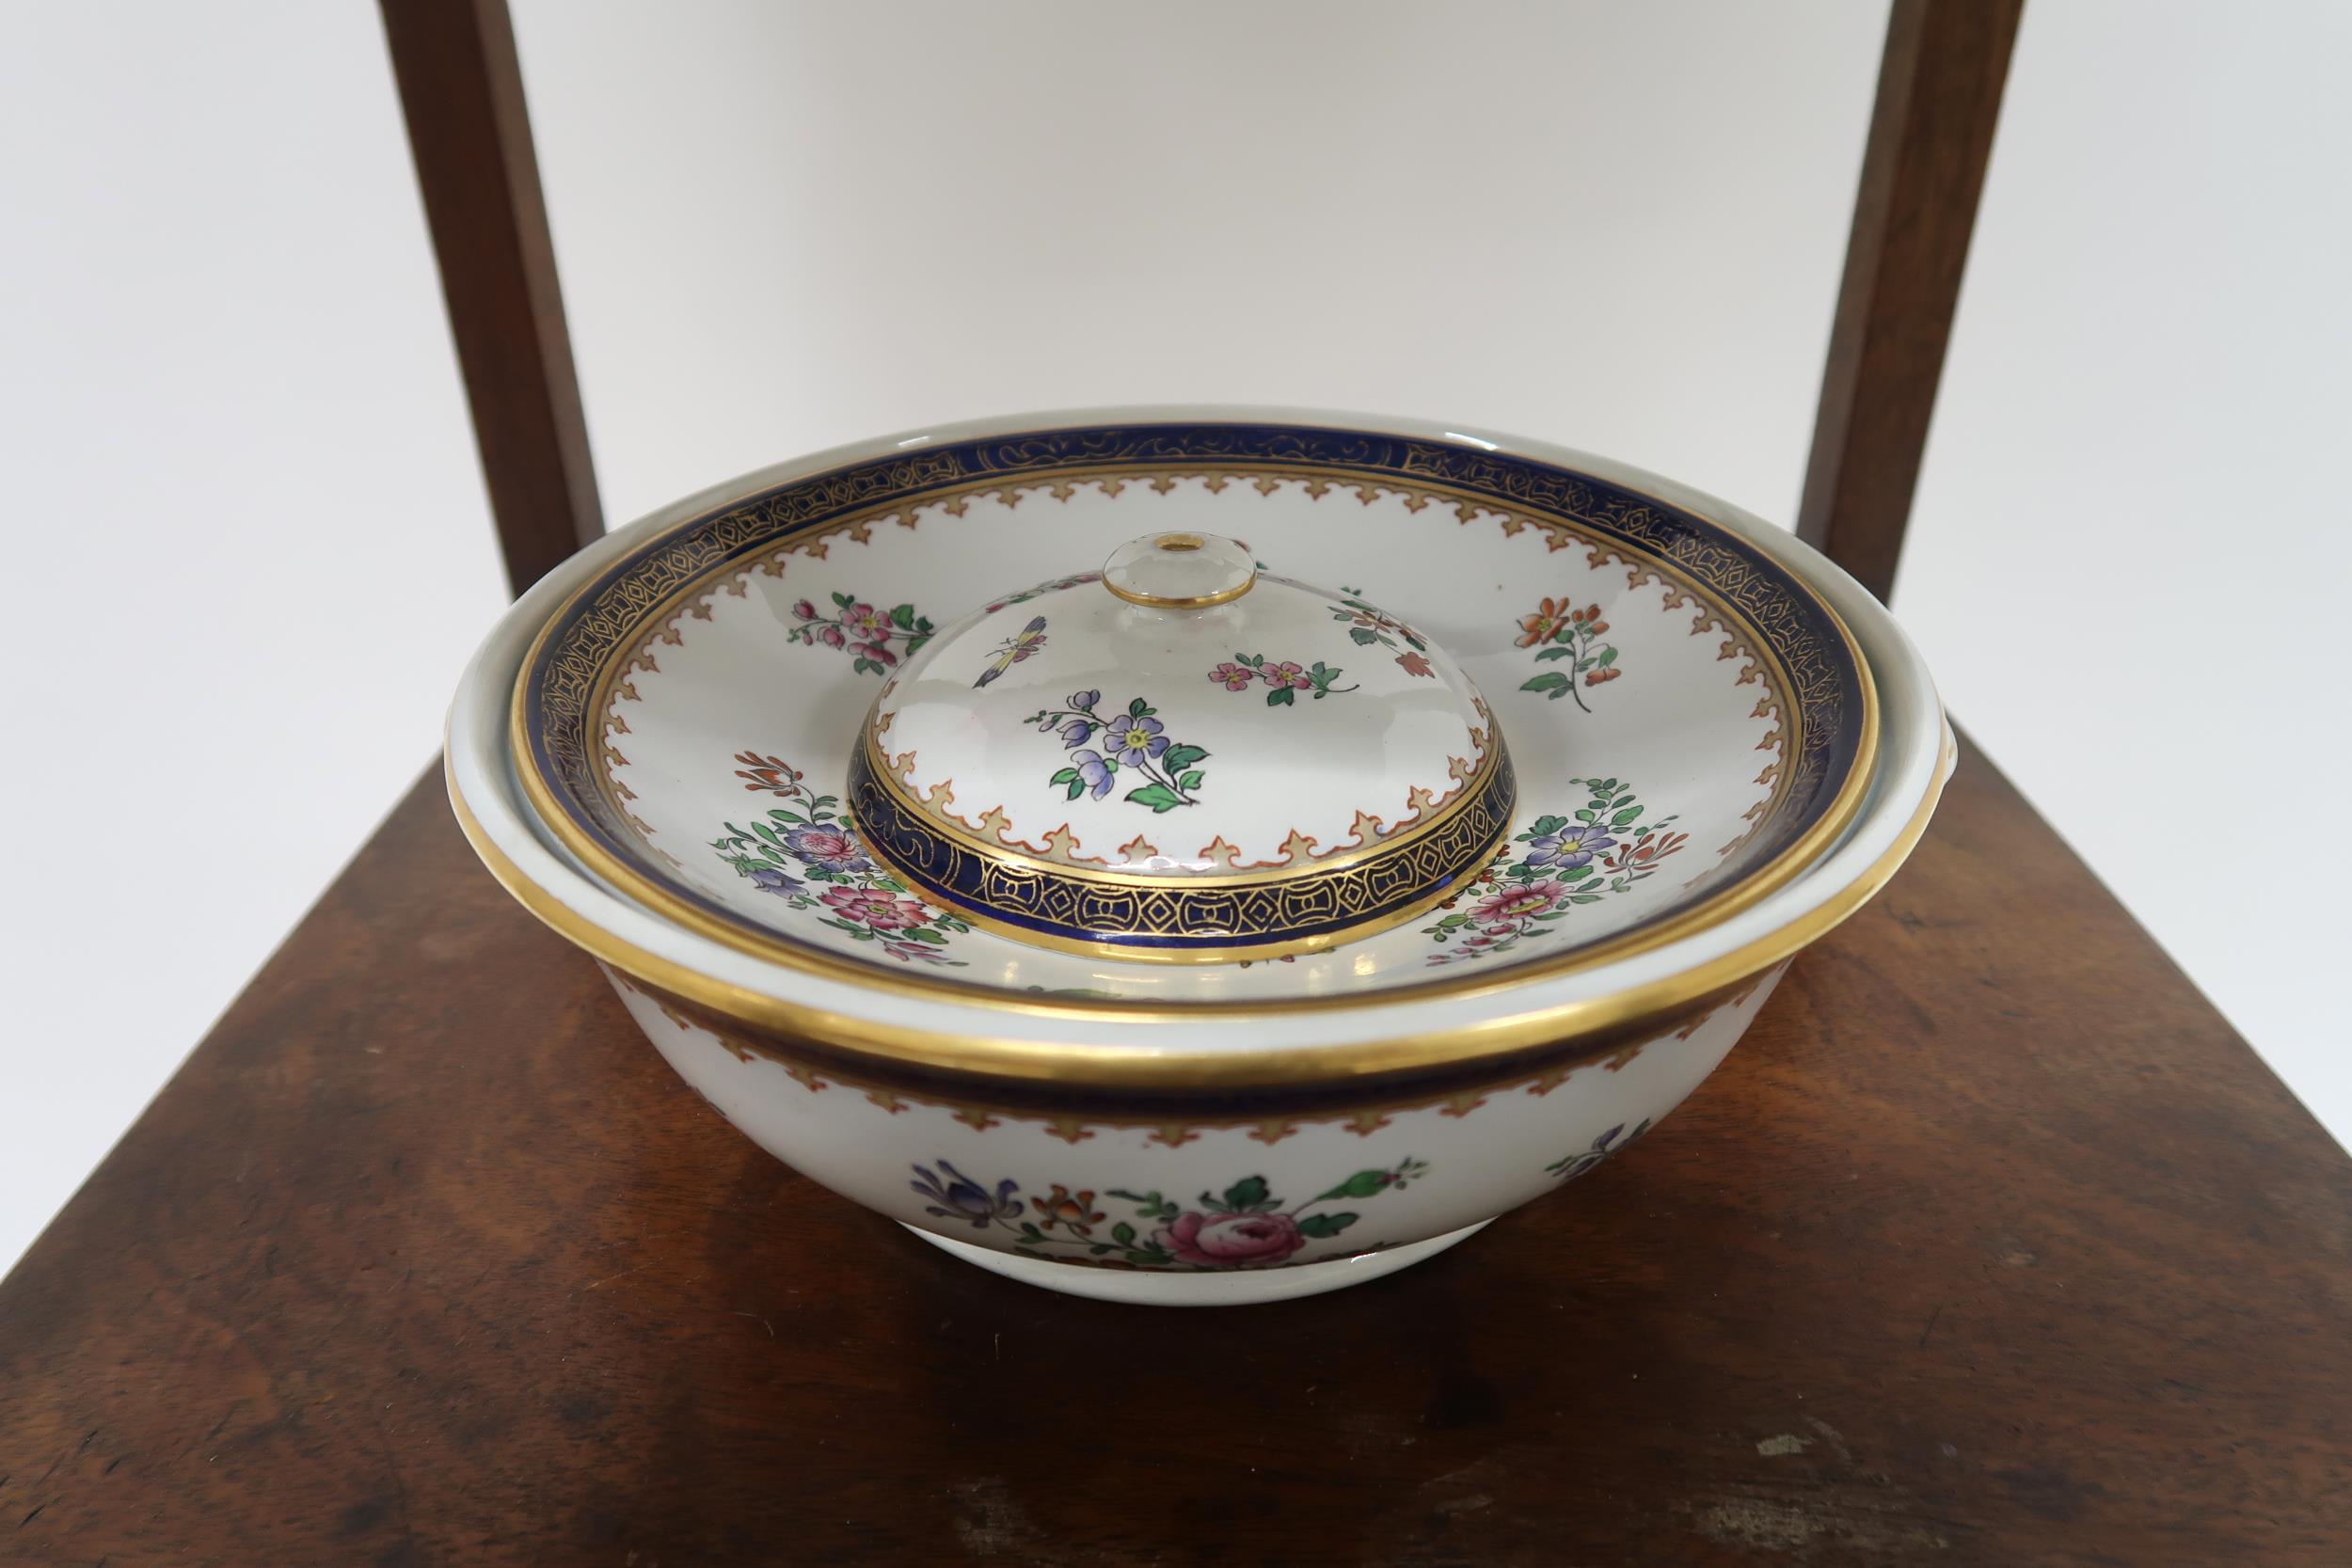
[4,1,2345,1275]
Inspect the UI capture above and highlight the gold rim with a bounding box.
[1101,573,1257,610]
[451,726,1947,1089]
[508,457,1881,1020]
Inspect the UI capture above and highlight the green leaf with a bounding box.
[889,603,916,629]
[1222,1175,1271,1211]
[1534,646,1575,662]
[1519,673,1569,696]
[1050,767,1078,786]
[1267,686,1295,706]
[1128,697,1148,717]
[1124,783,1186,813]
[1111,1221,1136,1245]
[1570,894,1601,904]
[1178,769,1205,790]
[1123,1249,1171,1267]
[1531,815,1568,835]
[1161,744,1209,771]
[1065,779,1085,801]
[1349,627,1380,646]
[831,591,853,608]
[1238,652,1263,668]
[1596,645,1618,668]
[1438,912,1469,927]
[853,657,879,675]
[1612,805,1645,825]
[1316,1170,1394,1200]
[1574,809,1596,823]
[1296,1212,1359,1238]
[902,927,947,944]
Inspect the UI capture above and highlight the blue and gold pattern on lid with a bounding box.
[852,531,1516,960]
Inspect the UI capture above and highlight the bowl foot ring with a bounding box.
[901,1218,1493,1306]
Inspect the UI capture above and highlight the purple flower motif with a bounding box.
[1067,689,1101,712]
[1523,822,1616,870]
[1060,718,1095,750]
[1111,714,1168,766]
[1072,749,1117,800]
[747,865,804,896]
[908,1160,1020,1227]
[784,823,874,874]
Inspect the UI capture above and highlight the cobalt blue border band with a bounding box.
[520,421,1867,985]
[846,743,1518,955]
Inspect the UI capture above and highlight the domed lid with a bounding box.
[847,531,1517,961]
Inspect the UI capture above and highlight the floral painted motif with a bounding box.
[1545,1118,1651,1180]
[973,614,1048,689]
[714,751,972,963]
[910,1160,1023,1226]
[1422,777,1686,965]
[788,592,937,676]
[1516,598,1621,711]
[1208,652,1359,705]
[1028,690,1209,813]
[1333,587,1438,679]
[909,1157,1430,1269]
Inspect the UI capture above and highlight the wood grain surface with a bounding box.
[4,734,2348,1566]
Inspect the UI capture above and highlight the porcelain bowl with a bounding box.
[447,408,1950,1306]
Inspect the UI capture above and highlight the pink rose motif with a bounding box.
[853,640,899,667]
[1469,879,1568,925]
[818,624,847,649]
[842,602,891,641]
[818,884,929,932]
[1158,1210,1307,1268]
[790,598,818,621]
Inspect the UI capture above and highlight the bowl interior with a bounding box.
[510,421,1874,1006]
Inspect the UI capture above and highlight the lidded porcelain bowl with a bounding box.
[850,530,1516,960]
[453,409,1951,1307]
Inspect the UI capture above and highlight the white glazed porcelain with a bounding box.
[854,528,1514,958]
[450,408,1950,1306]
[503,419,1879,1008]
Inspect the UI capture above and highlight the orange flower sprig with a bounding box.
[1516,599,1620,712]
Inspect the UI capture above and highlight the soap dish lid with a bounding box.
[850,531,1516,961]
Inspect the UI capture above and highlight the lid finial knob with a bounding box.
[1102,531,1256,610]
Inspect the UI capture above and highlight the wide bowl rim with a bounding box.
[446,404,1950,1088]
[508,414,1883,995]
